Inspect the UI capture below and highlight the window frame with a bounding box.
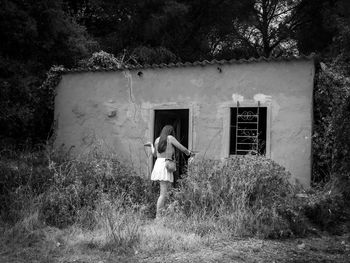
[221,101,272,159]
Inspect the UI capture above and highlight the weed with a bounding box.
[92,196,142,254]
[40,145,157,228]
[169,155,308,238]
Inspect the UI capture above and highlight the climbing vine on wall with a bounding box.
[40,66,64,110]
[313,62,350,186]
[41,51,127,110]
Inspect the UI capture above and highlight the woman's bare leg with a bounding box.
[156,181,170,218]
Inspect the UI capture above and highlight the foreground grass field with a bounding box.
[1,147,349,262]
[1,219,349,263]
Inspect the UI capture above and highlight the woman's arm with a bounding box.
[144,140,157,157]
[168,135,191,156]
[151,143,156,157]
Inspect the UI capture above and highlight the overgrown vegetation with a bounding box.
[1,0,350,261]
[41,147,157,228]
[0,143,349,261]
[0,144,158,227]
[313,64,350,185]
[310,57,350,235]
[167,156,308,239]
[0,146,344,238]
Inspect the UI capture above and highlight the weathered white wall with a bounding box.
[54,59,315,187]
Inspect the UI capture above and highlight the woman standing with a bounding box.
[147,125,192,218]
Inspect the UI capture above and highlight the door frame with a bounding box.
[147,103,194,174]
[149,104,194,150]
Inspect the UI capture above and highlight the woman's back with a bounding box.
[155,135,174,158]
[154,135,190,159]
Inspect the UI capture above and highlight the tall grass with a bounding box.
[0,144,53,223]
[39,143,158,228]
[167,155,308,238]
[69,195,143,254]
[2,143,349,261]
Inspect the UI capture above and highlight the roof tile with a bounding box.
[58,53,315,74]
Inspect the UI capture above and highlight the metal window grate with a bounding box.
[230,103,266,155]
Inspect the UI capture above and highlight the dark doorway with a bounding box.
[154,109,189,186]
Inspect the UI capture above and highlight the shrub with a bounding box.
[0,146,53,222]
[0,142,158,228]
[302,187,350,234]
[313,63,350,185]
[132,46,177,65]
[40,147,157,228]
[172,155,308,238]
[78,51,121,68]
[311,63,350,232]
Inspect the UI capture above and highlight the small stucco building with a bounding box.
[54,55,315,187]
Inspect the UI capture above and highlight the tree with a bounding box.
[63,0,183,61]
[294,0,335,55]
[63,0,253,62]
[223,0,304,57]
[0,0,97,144]
[294,0,350,63]
[308,0,350,185]
[325,0,350,72]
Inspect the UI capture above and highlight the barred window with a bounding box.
[230,107,267,155]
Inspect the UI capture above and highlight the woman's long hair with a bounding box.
[157,125,175,153]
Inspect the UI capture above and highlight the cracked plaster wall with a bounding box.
[54,60,315,187]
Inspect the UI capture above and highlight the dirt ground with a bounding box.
[1,233,349,263]
[134,234,350,263]
[135,235,350,263]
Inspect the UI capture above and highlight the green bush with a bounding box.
[313,64,350,185]
[0,144,158,228]
[311,64,350,233]
[77,51,121,68]
[172,155,308,238]
[40,148,157,228]
[0,147,53,222]
[303,188,350,234]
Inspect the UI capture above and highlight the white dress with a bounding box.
[151,157,174,182]
[151,136,176,183]
[150,135,189,183]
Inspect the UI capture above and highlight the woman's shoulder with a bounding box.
[167,135,177,142]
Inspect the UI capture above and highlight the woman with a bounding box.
[147,125,192,218]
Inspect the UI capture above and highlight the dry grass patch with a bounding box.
[139,219,203,254]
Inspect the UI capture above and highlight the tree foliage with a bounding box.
[220,0,303,57]
[310,0,350,185]
[63,0,254,62]
[0,0,97,144]
[313,64,350,181]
